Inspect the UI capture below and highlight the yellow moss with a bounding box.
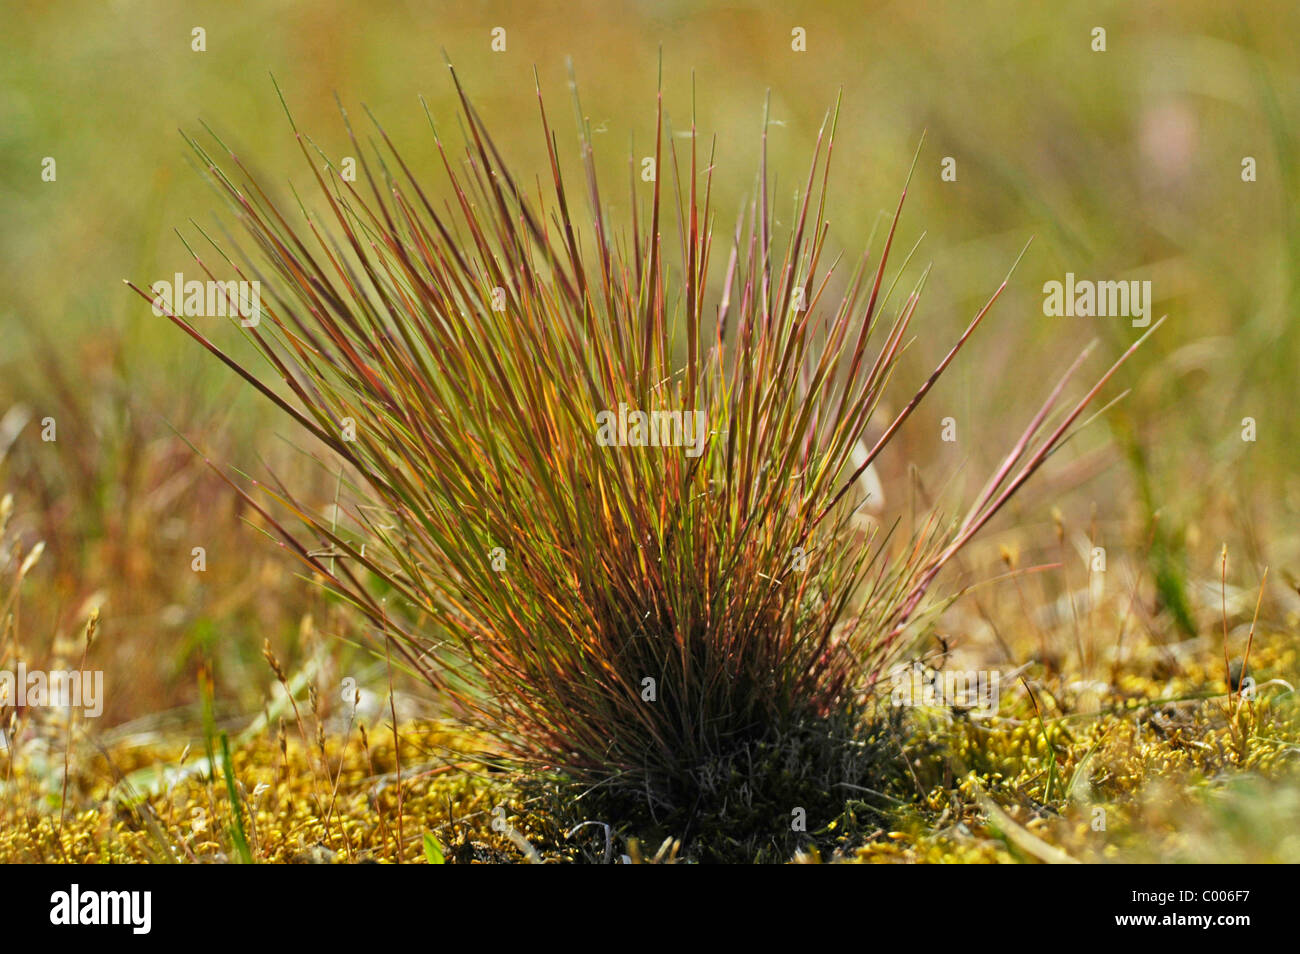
[1,635,1296,863]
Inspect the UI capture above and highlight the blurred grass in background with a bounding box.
[1,0,1297,721]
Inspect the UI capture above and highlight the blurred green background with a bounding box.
[1,0,1297,720]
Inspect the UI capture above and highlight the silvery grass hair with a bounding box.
[129,66,1159,825]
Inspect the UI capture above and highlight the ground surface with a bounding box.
[3,630,1295,864]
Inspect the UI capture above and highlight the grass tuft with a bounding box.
[127,69,1151,854]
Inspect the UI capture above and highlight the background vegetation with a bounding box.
[1,0,1297,862]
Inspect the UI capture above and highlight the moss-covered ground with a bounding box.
[4,630,1294,864]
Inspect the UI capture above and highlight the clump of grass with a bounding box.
[129,67,1155,857]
